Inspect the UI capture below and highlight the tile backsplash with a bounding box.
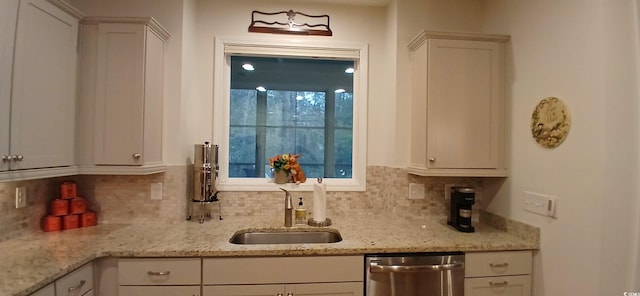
[0,165,484,241]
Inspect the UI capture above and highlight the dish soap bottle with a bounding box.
[295,197,307,226]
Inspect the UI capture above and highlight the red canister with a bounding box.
[60,181,77,199]
[51,199,69,216]
[70,198,87,215]
[80,211,97,227]
[41,215,62,232]
[62,215,79,230]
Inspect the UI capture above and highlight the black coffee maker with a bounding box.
[448,187,476,233]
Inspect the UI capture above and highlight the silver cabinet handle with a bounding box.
[489,281,508,286]
[147,270,170,276]
[1,155,10,162]
[428,157,436,162]
[489,262,509,268]
[67,279,86,295]
[132,153,141,159]
[276,293,283,296]
[287,293,293,296]
[370,262,464,273]
[14,155,23,161]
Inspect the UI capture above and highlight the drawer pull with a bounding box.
[489,262,509,268]
[489,281,508,286]
[147,270,171,276]
[67,279,86,295]
[276,293,283,296]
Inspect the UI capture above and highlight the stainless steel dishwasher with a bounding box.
[365,253,465,296]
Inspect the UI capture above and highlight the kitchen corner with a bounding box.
[0,211,538,296]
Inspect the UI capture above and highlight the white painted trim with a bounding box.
[632,0,640,289]
[213,36,368,192]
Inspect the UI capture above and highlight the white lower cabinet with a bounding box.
[204,283,362,296]
[202,256,363,296]
[30,262,94,296]
[118,258,201,296]
[120,285,201,296]
[464,251,533,296]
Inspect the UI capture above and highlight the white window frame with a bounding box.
[213,36,368,192]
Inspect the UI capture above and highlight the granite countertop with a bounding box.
[0,215,538,296]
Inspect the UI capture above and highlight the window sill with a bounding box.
[215,177,366,192]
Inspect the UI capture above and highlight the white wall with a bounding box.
[481,0,640,294]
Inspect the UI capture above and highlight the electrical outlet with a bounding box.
[444,184,455,201]
[15,187,27,208]
[523,191,558,218]
[150,182,163,200]
[408,183,425,199]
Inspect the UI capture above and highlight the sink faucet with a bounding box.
[280,188,293,227]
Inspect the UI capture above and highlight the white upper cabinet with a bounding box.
[1,0,81,179]
[0,0,19,173]
[408,31,509,177]
[78,17,169,175]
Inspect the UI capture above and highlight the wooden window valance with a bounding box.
[248,10,332,36]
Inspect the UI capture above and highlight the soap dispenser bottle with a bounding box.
[295,197,307,226]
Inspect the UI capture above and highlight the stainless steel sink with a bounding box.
[229,229,342,244]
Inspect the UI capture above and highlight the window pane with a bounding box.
[335,92,353,128]
[230,89,256,125]
[265,127,296,158]
[229,127,256,177]
[334,128,353,178]
[229,55,354,180]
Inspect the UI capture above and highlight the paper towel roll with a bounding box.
[312,182,327,222]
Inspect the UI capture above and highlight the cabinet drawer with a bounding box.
[465,251,532,277]
[120,285,201,296]
[203,256,363,285]
[55,262,94,296]
[30,283,54,296]
[119,258,201,285]
[465,275,531,296]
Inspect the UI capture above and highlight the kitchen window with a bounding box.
[213,37,368,191]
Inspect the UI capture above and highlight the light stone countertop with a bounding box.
[0,215,538,296]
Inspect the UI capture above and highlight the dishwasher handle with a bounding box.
[369,261,464,273]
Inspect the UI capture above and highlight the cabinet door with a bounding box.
[120,285,201,296]
[288,282,363,296]
[0,0,18,172]
[94,23,146,165]
[426,39,503,170]
[465,275,531,296]
[11,0,77,170]
[425,39,503,169]
[203,284,282,296]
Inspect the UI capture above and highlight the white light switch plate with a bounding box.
[524,191,558,217]
[409,183,425,199]
[444,184,455,201]
[150,183,163,200]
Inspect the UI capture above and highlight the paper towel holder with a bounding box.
[308,218,332,227]
[308,178,331,226]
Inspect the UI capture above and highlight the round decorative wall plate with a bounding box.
[531,97,571,148]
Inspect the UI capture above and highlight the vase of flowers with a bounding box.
[270,154,291,184]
